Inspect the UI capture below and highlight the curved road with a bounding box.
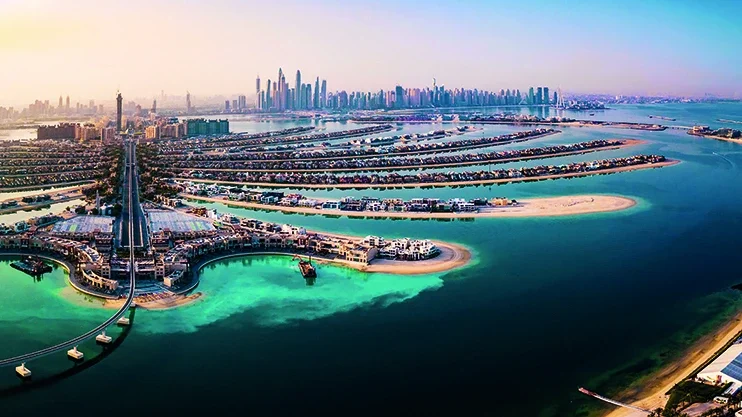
[0,140,137,368]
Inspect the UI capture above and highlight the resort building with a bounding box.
[697,342,742,393]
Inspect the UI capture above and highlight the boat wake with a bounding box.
[713,152,736,169]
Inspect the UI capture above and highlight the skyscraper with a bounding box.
[66,95,70,110]
[536,87,543,105]
[277,68,284,110]
[543,87,550,105]
[186,91,192,113]
[152,99,157,114]
[528,87,535,105]
[58,96,63,109]
[320,80,327,109]
[116,92,123,132]
[314,77,320,108]
[295,70,301,109]
[266,79,272,110]
[395,85,405,108]
[255,75,261,109]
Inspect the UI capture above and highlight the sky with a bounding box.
[1,0,741,107]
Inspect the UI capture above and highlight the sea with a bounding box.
[1,103,742,416]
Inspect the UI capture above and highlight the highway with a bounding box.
[120,141,148,249]
[0,140,138,369]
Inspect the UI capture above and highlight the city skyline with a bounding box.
[1,0,741,106]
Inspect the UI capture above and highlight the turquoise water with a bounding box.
[2,103,742,416]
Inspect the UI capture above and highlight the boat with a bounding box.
[298,259,317,279]
[649,115,676,121]
[11,256,53,276]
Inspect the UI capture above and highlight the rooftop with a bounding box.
[147,210,215,234]
[51,215,114,234]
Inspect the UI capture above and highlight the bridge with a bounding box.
[0,139,138,373]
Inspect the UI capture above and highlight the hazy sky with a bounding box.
[1,0,741,106]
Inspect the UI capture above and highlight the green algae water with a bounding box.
[3,103,742,416]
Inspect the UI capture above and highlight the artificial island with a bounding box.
[0,84,691,385]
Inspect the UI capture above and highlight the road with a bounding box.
[0,139,138,368]
[119,140,148,249]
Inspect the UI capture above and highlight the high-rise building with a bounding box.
[395,85,405,108]
[152,99,157,114]
[320,80,327,109]
[225,100,230,111]
[295,70,301,109]
[116,92,123,132]
[255,75,261,109]
[266,79,272,110]
[314,77,320,108]
[528,87,535,105]
[58,96,63,109]
[186,91,192,113]
[65,96,70,110]
[277,68,284,110]
[536,87,543,105]
[306,83,313,109]
[543,87,550,105]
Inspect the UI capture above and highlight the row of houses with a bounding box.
[0,234,118,291]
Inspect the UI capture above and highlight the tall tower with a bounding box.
[320,80,327,109]
[255,75,261,109]
[186,91,192,113]
[314,77,320,108]
[277,68,284,110]
[116,91,123,132]
[295,70,301,110]
[58,96,63,109]
[66,95,70,110]
[152,99,157,114]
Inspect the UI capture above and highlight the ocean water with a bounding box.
[1,103,742,416]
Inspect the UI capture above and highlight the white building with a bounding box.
[697,343,742,392]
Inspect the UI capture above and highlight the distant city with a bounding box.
[0,68,739,124]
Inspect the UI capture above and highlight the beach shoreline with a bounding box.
[103,291,205,311]
[603,308,742,417]
[175,159,680,190]
[181,194,638,219]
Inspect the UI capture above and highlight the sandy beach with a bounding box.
[602,310,742,417]
[176,159,680,190]
[295,239,472,275]
[103,292,204,310]
[171,139,644,173]
[0,180,95,193]
[182,194,637,219]
[0,186,89,215]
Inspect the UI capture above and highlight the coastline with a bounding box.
[103,292,205,311]
[175,159,680,190]
[689,133,742,145]
[0,180,95,193]
[181,194,637,219]
[603,307,742,417]
[88,243,472,311]
[170,139,645,173]
[0,193,86,215]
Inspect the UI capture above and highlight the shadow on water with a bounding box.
[0,308,136,398]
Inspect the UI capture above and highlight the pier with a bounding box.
[578,387,652,415]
